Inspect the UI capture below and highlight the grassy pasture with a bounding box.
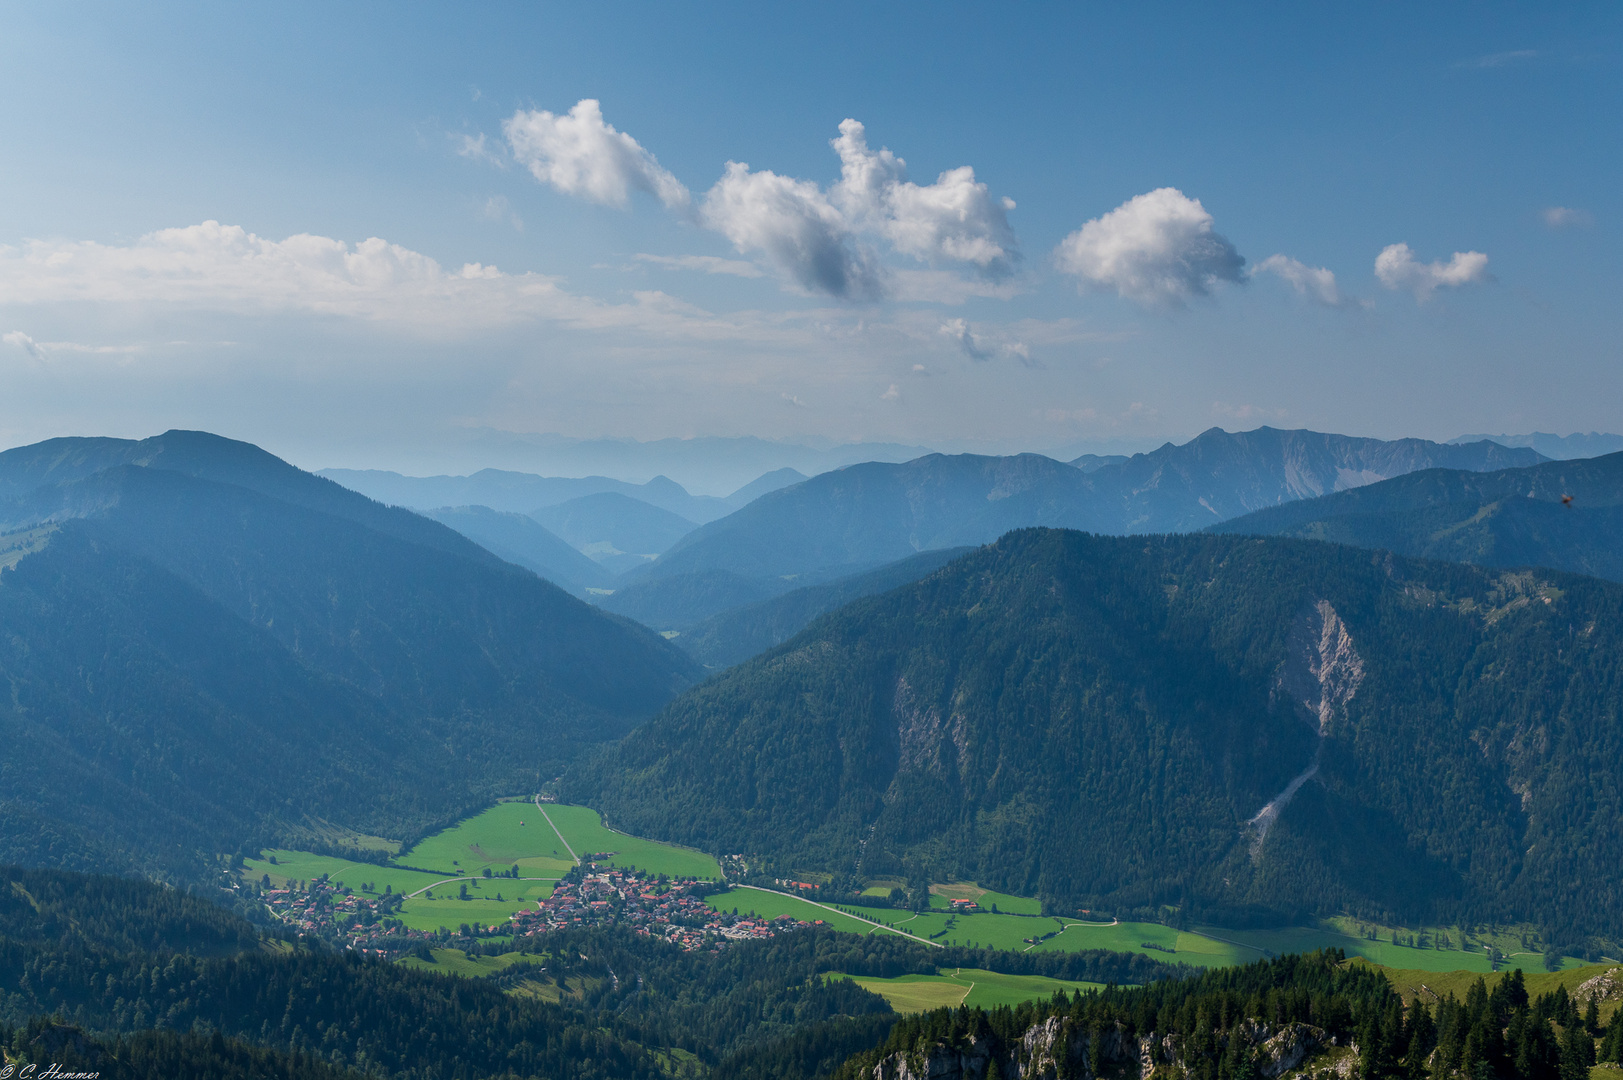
[721,889,1248,966]
[243,850,442,896]
[1208,925,1499,972]
[394,876,554,934]
[928,882,1043,916]
[397,947,543,977]
[832,968,1107,1012]
[839,973,969,1011]
[848,905,1251,967]
[400,801,575,877]
[707,887,883,936]
[1376,961,1621,1019]
[544,804,723,880]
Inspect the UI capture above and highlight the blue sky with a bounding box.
[0,2,1617,473]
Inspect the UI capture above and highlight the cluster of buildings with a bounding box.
[239,866,818,957]
[510,868,813,950]
[254,881,437,955]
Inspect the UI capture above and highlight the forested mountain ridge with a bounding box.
[630,430,1541,586]
[0,431,698,883]
[575,528,1623,949]
[1211,452,1623,583]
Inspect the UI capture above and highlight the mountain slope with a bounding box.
[1210,451,1623,581]
[633,430,1541,586]
[0,431,698,881]
[638,453,1104,582]
[423,505,615,594]
[1096,426,1543,531]
[532,492,699,570]
[575,528,1623,944]
[675,547,973,669]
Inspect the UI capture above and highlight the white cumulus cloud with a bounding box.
[1055,187,1245,306]
[701,162,884,300]
[493,104,1018,301]
[831,120,1018,278]
[503,99,690,211]
[1253,254,1344,307]
[1374,243,1490,300]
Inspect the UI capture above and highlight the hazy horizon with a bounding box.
[2,3,1618,473]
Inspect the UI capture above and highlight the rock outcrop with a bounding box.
[1254,1024,1327,1078]
[870,1019,1138,1080]
[1576,968,1623,1003]
[868,1019,1329,1080]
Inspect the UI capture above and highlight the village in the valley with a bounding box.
[251,863,816,957]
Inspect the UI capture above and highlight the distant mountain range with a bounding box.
[317,428,1547,662]
[0,431,696,882]
[348,427,932,495]
[1453,431,1623,460]
[315,466,789,524]
[1212,451,1623,583]
[627,428,1541,586]
[576,528,1623,946]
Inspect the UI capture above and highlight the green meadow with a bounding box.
[397,947,546,978]
[541,803,723,880]
[709,886,1249,965]
[707,886,884,936]
[831,968,1107,1012]
[401,800,575,878]
[243,850,442,896]
[393,877,555,933]
[246,804,1602,975]
[929,882,1042,916]
[1375,961,1622,1019]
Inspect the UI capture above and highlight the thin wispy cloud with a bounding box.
[939,318,1035,366]
[1542,206,1595,229]
[634,254,765,278]
[3,330,46,362]
[454,132,505,167]
[1460,49,1539,69]
[1253,254,1346,307]
[477,195,523,231]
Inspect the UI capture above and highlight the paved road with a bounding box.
[535,794,580,864]
[404,875,559,899]
[732,885,943,947]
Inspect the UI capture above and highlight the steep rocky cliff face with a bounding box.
[1248,600,1366,857]
[865,1017,1332,1080]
